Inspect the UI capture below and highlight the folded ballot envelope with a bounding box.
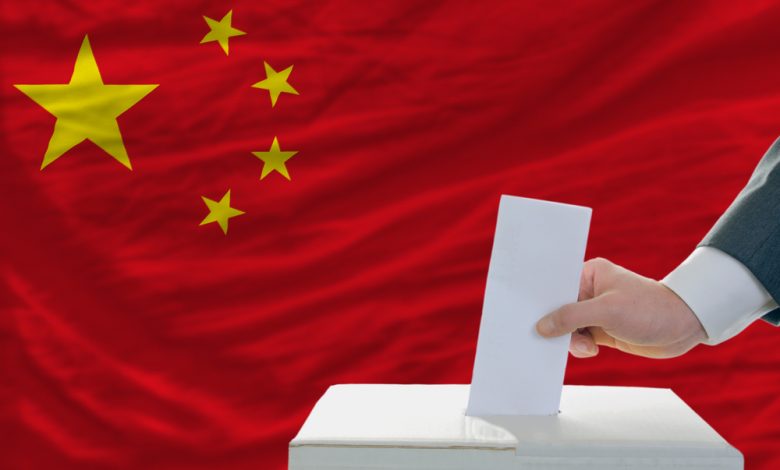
[289,196,742,469]
[288,384,742,469]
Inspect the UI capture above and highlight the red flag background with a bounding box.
[3,1,780,468]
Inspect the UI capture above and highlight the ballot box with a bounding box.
[289,384,742,470]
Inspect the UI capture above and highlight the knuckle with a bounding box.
[588,257,613,270]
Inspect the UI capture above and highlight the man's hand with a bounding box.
[535,258,708,359]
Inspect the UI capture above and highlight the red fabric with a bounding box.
[2,0,780,468]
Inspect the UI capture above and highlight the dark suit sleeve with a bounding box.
[699,137,780,325]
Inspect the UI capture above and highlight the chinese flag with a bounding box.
[3,1,780,469]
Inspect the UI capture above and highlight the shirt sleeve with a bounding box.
[661,246,779,346]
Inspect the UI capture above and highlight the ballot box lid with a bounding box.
[289,384,742,470]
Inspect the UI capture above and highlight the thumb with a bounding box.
[536,296,614,337]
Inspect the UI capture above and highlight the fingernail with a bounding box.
[537,317,554,336]
[575,341,591,354]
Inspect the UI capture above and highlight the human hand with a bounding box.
[535,258,708,359]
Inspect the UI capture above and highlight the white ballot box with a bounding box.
[289,384,742,470]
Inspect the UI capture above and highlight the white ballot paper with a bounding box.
[466,195,591,416]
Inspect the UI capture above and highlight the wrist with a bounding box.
[659,281,707,354]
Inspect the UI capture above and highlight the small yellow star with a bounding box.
[14,35,157,170]
[251,61,299,107]
[201,10,246,55]
[200,189,245,235]
[251,137,298,180]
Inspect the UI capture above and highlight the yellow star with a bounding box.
[200,189,245,235]
[200,10,246,55]
[251,137,298,180]
[251,61,299,107]
[14,35,157,170]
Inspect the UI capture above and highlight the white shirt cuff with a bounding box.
[661,246,778,346]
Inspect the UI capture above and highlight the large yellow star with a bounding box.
[200,189,245,235]
[251,137,298,180]
[201,10,246,55]
[15,35,158,170]
[251,62,299,107]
